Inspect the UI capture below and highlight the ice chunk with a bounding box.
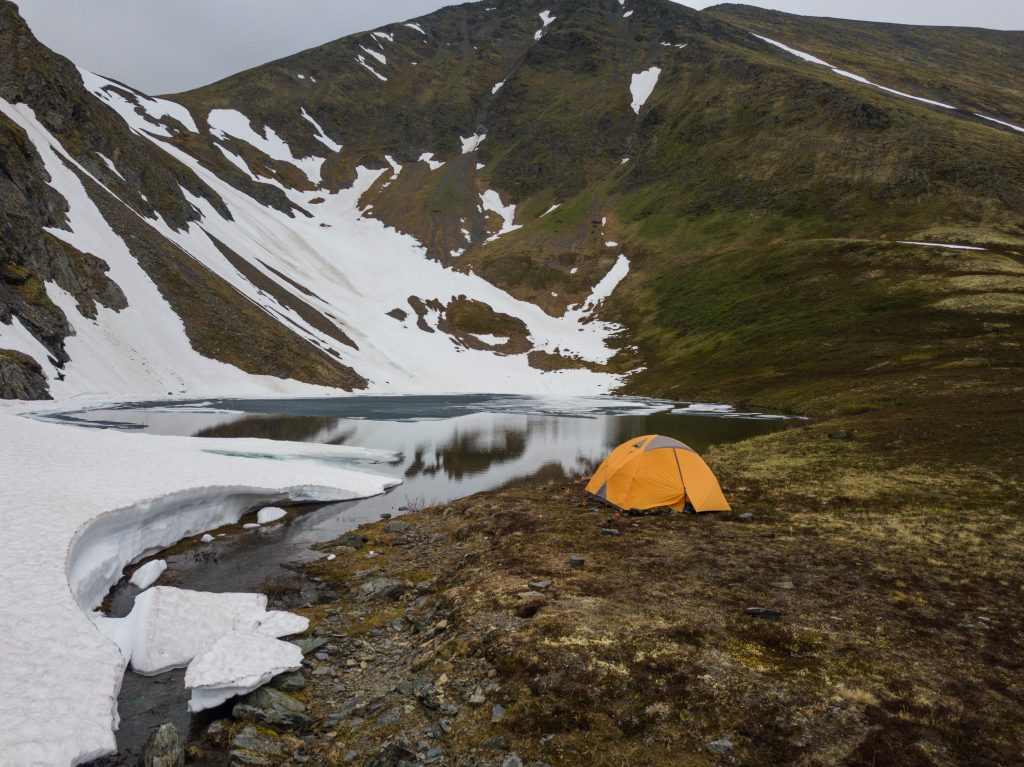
[99,587,269,675]
[256,507,287,524]
[256,611,309,638]
[185,631,303,711]
[129,559,166,590]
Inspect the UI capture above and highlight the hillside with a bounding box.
[2,0,1022,403]
[1,1,1022,765]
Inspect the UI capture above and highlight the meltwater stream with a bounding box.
[72,395,796,763]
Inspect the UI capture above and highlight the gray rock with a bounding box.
[501,755,524,767]
[292,636,328,655]
[529,580,552,590]
[828,430,852,440]
[484,736,509,750]
[376,707,404,727]
[270,670,306,692]
[357,576,407,601]
[205,719,232,748]
[380,512,392,520]
[738,512,754,522]
[143,723,184,767]
[567,556,585,568]
[771,581,795,590]
[233,686,311,728]
[601,528,621,536]
[745,607,782,620]
[705,737,734,756]
[230,726,285,766]
[491,703,507,723]
[366,743,417,767]
[385,520,410,534]
[468,693,487,706]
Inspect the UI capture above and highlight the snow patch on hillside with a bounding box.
[752,34,956,111]
[480,189,522,241]
[301,107,343,153]
[461,132,487,153]
[79,70,198,136]
[208,108,326,184]
[630,67,661,114]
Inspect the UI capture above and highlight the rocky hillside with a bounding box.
[1,0,1022,403]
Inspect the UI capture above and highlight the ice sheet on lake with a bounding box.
[0,412,395,766]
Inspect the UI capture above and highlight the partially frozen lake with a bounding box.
[68,394,795,762]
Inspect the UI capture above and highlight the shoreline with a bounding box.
[175,403,1023,765]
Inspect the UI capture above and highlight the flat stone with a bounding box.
[828,430,852,440]
[738,512,754,521]
[233,686,311,728]
[376,707,403,727]
[292,636,329,655]
[528,580,552,590]
[270,670,307,692]
[771,581,795,590]
[706,737,734,756]
[385,520,410,534]
[745,607,782,620]
[601,528,621,536]
[501,755,524,767]
[491,703,507,723]
[357,577,407,601]
[468,693,487,706]
[567,556,585,568]
[229,726,285,766]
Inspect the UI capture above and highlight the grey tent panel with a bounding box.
[644,435,694,452]
[595,482,608,498]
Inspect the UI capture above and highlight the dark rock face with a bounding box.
[0,348,49,399]
[142,722,184,767]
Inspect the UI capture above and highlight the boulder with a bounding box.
[143,723,184,767]
[233,686,311,728]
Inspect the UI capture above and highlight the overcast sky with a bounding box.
[13,0,1024,95]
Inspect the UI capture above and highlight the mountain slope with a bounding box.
[1,0,1022,405]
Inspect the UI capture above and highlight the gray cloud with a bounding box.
[12,0,1024,95]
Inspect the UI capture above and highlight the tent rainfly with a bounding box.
[586,434,731,513]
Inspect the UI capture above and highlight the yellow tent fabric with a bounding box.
[586,435,731,513]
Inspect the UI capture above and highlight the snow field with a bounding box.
[0,413,396,766]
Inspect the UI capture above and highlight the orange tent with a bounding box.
[586,435,731,513]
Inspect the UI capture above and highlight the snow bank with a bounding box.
[208,108,327,184]
[0,413,396,766]
[630,67,662,114]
